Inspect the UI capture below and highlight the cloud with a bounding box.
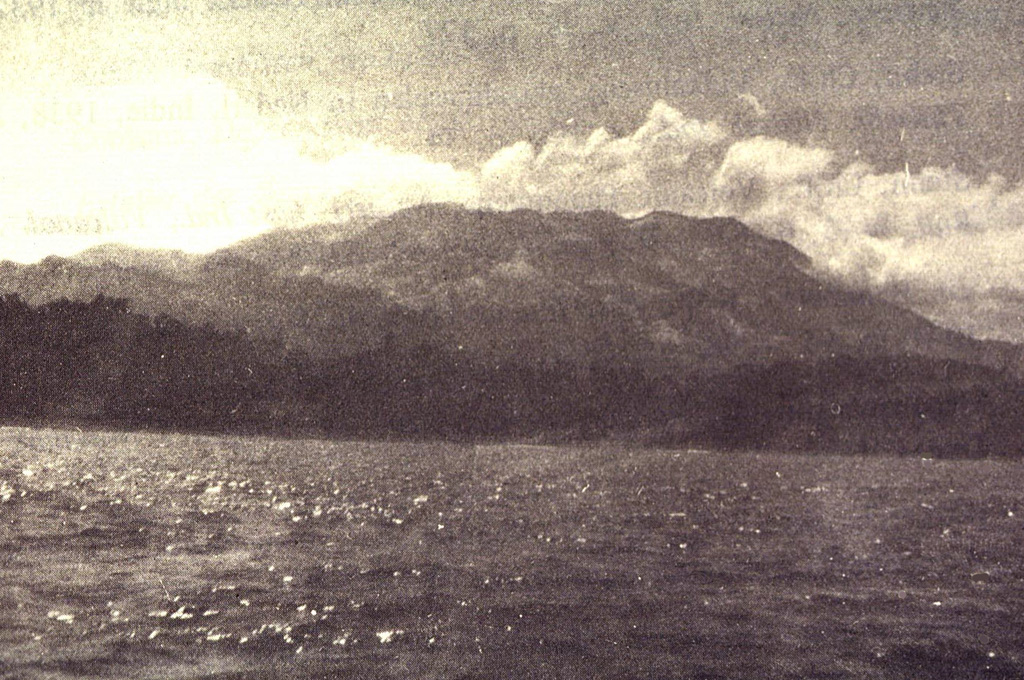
[0,7,479,262]
[769,167,1024,292]
[479,103,837,221]
[480,100,728,215]
[0,73,475,262]
[478,102,1024,310]
[711,136,834,214]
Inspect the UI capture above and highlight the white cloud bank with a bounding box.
[481,101,729,215]
[0,73,476,262]
[480,103,1024,300]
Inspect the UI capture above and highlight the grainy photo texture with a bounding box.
[1,1,1023,677]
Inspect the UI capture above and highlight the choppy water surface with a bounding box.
[0,426,1022,679]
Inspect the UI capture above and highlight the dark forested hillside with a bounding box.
[0,293,270,429]
[2,293,1024,457]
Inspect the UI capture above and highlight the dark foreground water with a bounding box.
[0,426,1022,679]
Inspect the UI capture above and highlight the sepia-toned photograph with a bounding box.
[1,0,1023,677]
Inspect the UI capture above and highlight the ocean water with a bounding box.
[0,426,1022,679]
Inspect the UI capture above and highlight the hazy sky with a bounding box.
[2,0,1024,332]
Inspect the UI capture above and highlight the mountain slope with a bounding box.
[71,244,203,277]
[216,204,1024,373]
[0,254,434,360]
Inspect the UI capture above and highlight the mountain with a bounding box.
[3,205,1024,456]
[222,218,375,275]
[216,204,1023,374]
[0,251,433,361]
[4,204,1022,374]
[70,244,203,277]
[5,204,1022,375]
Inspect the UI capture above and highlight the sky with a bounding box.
[2,0,1024,337]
